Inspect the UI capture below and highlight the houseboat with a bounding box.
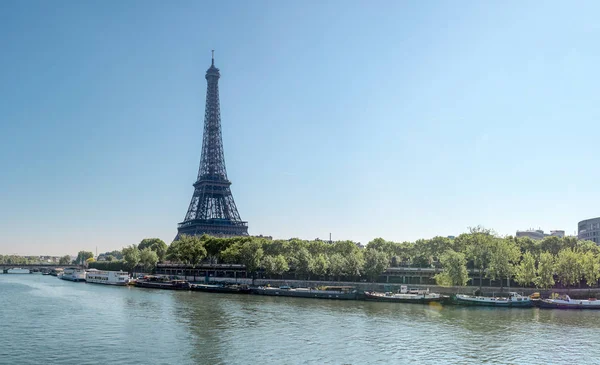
[251,286,357,300]
[191,283,251,294]
[364,286,444,304]
[452,292,533,307]
[539,295,600,309]
[86,269,130,286]
[134,276,191,290]
[60,267,86,282]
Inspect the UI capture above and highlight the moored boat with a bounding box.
[364,286,444,304]
[251,286,357,300]
[60,267,86,282]
[539,295,600,309]
[452,292,533,307]
[191,283,251,294]
[86,269,130,286]
[6,268,30,274]
[134,276,191,290]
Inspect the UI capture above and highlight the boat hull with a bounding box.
[539,300,600,310]
[251,288,357,300]
[86,280,129,286]
[134,281,190,290]
[59,276,86,282]
[364,292,444,304]
[452,295,533,307]
[191,285,251,294]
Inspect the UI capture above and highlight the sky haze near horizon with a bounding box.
[1,1,599,255]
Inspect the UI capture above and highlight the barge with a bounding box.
[251,286,357,300]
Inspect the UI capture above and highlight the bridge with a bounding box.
[0,263,83,274]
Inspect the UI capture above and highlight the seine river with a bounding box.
[1,274,599,364]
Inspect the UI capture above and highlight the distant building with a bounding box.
[578,217,600,244]
[516,229,565,240]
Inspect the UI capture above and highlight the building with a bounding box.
[578,217,600,244]
[516,229,565,240]
[176,52,249,239]
[516,230,546,240]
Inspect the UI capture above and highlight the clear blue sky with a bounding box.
[1,1,599,255]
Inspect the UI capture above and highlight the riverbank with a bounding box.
[185,276,600,299]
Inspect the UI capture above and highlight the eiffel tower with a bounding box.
[176,52,248,239]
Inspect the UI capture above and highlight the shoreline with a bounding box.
[173,276,600,299]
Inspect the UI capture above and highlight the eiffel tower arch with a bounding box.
[176,52,248,239]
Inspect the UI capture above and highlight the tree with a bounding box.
[487,238,520,292]
[108,250,124,260]
[344,250,364,280]
[581,251,600,288]
[239,240,263,283]
[514,251,537,287]
[412,239,433,267]
[329,253,347,280]
[539,236,564,256]
[273,255,289,279]
[424,236,454,266]
[122,245,141,273]
[204,236,239,263]
[555,248,583,289]
[168,235,207,268]
[220,242,242,264]
[74,251,94,265]
[577,240,600,255]
[366,238,397,259]
[261,255,276,278]
[311,254,329,278]
[138,238,168,262]
[294,247,314,279]
[434,250,469,287]
[331,240,360,256]
[139,248,159,273]
[535,252,555,290]
[166,240,183,263]
[515,237,539,256]
[59,255,71,265]
[363,248,389,282]
[465,227,495,291]
[261,254,289,279]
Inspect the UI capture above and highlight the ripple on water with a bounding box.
[2,276,600,364]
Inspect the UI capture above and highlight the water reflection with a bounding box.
[4,275,600,365]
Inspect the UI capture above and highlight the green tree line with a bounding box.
[23,225,600,290]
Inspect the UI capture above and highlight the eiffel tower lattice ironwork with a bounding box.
[176,52,248,239]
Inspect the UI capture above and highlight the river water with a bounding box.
[1,274,598,365]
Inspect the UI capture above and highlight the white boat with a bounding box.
[7,268,30,274]
[364,286,444,303]
[85,269,130,286]
[453,292,533,307]
[60,267,86,282]
[540,295,600,309]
